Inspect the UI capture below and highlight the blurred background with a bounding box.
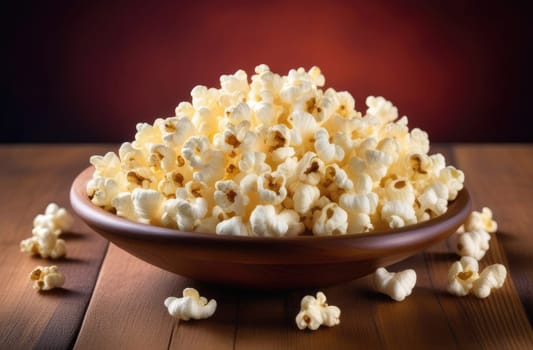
[2,0,531,143]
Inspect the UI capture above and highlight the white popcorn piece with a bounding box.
[238,152,271,175]
[87,177,120,208]
[381,200,417,229]
[33,203,74,233]
[112,192,138,222]
[214,180,248,216]
[347,212,374,233]
[456,230,491,260]
[257,172,287,205]
[133,122,163,148]
[170,191,209,232]
[216,216,250,236]
[464,207,498,233]
[30,265,65,291]
[148,144,176,171]
[471,264,507,299]
[21,226,66,259]
[314,128,344,163]
[90,152,121,178]
[290,182,321,214]
[381,178,415,205]
[295,291,340,330]
[373,267,417,302]
[288,111,319,148]
[312,203,348,236]
[250,205,304,237]
[438,166,464,200]
[365,96,398,124]
[296,152,325,186]
[164,288,217,321]
[417,182,449,217]
[160,116,197,148]
[447,256,480,296]
[119,142,146,170]
[131,189,165,225]
[339,192,379,215]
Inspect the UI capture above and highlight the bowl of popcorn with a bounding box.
[70,65,471,289]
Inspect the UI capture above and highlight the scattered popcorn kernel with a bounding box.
[373,267,416,301]
[164,288,217,320]
[464,207,498,233]
[30,265,65,291]
[295,291,340,330]
[447,256,479,296]
[21,226,66,259]
[33,203,74,233]
[472,264,507,299]
[456,230,491,260]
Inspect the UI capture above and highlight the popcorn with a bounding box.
[314,128,344,163]
[447,257,507,298]
[87,177,120,209]
[21,226,67,259]
[471,264,507,298]
[416,182,449,217]
[447,256,480,296]
[131,189,165,225]
[381,200,417,229]
[30,265,65,291]
[21,203,74,259]
[164,288,217,320]
[373,267,417,301]
[456,230,491,260]
[312,203,348,236]
[249,205,304,237]
[438,166,464,201]
[464,207,497,233]
[33,203,73,233]
[87,65,464,236]
[295,291,340,330]
[291,182,321,214]
[214,180,248,216]
[257,172,287,205]
[216,216,250,236]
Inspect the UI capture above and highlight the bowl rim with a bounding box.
[71,166,471,244]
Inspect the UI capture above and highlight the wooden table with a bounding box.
[1,144,532,350]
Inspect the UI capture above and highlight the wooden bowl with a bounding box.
[70,166,471,289]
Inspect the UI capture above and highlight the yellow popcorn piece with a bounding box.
[295,292,340,330]
[164,288,217,321]
[447,256,480,296]
[30,265,65,291]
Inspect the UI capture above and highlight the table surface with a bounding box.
[0,143,532,350]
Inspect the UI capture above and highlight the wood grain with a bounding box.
[1,144,532,350]
[0,145,110,350]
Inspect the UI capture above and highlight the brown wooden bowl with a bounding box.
[70,166,471,289]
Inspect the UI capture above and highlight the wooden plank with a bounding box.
[74,244,237,350]
[73,244,183,349]
[0,145,110,349]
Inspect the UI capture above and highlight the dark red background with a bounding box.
[3,0,532,142]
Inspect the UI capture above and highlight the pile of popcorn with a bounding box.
[87,64,464,236]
